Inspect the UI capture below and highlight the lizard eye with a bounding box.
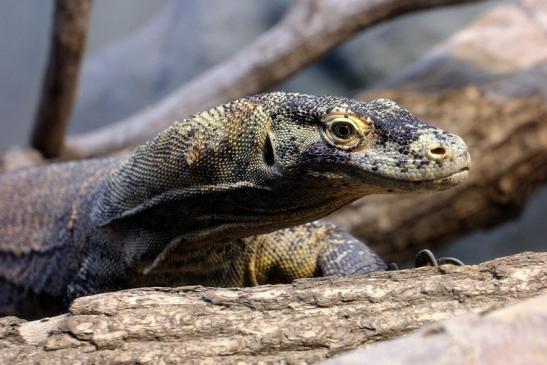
[331,121,355,140]
[322,113,370,151]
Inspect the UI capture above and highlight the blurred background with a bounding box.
[0,0,544,264]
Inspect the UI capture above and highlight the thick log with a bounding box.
[1,252,546,364]
[323,292,547,365]
[30,0,93,158]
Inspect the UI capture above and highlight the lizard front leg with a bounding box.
[243,221,387,285]
[126,221,388,289]
[65,241,128,305]
[65,223,463,303]
[243,223,464,284]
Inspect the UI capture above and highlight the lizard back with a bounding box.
[0,158,118,316]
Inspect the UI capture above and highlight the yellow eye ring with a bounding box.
[322,114,370,150]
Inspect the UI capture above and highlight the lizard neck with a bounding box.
[90,99,284,268]
[92,99,273,227]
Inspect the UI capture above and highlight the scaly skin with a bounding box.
[0,92,470,319]
[129,221,387,288]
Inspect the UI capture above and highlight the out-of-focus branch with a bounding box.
[64,0,483,159]
[31,0,93,158]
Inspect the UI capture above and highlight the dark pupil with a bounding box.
[333,123,353,139]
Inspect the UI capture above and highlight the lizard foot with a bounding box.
[386,249,464,271]
[414,249,464,268]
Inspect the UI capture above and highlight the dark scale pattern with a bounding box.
[0,92,470,318]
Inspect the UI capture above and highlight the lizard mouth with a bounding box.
[425,166,469,188]
[343,163,471,193]
[368,150,472,192]
[436,166,469,182]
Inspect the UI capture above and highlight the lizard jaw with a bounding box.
[384,166,470,192]
[341,160,471,193]
[424,166,469,190]
[357,148,472,193]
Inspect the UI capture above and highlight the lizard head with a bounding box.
[258,92,470,195]
[96,92,470,248]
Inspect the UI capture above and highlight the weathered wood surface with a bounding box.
[323,292,547,365]
[1,252,545,364]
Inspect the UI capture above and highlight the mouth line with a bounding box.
[426,167,470,183]
[368,166,470,187]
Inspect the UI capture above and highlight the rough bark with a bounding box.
[1,252,545,364]
[30,0,93,158]
[63,0,483,159]
[323,292,547,365]
[329,0,547,262]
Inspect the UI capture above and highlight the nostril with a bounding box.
[426,144,451,161]
[430,147,446,155]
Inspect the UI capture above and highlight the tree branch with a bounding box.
[323,292,547,365]
[1,252,545,363]
[63,0,483,159]
[30,0,93,158]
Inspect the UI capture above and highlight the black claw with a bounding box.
[389,250,465,271]
[414,249,465,268]
[414,249,438,268]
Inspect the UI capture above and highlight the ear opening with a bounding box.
[263,132,275,167]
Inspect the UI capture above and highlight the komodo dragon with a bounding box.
[0,92,470,319]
